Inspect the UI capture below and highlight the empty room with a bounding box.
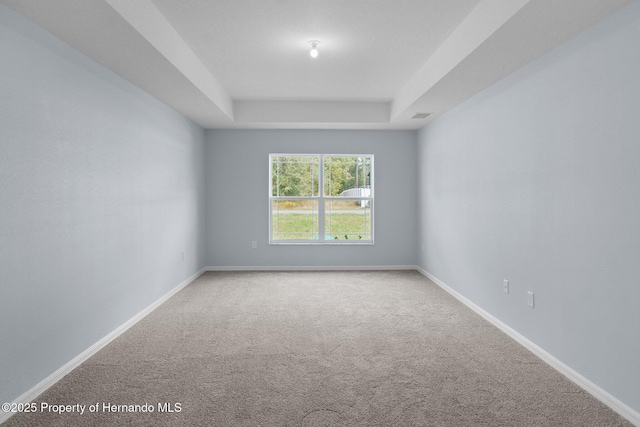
[1,0,639,426]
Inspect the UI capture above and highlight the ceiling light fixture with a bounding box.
[308,40,320,58]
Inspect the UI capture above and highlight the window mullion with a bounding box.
[318,156,325,241]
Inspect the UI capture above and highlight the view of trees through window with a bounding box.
[270,154,373,243]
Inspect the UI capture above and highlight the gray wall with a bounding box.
[417,1,640,414]
[0,5,206,404]
[4,0,639,416]
[205,129,417,268]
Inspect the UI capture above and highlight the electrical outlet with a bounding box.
[527,291,535,308]
[251,241,257,249]
[503,279,509,294]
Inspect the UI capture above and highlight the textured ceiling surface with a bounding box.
[1,0,631,129]
[152,0,482,100]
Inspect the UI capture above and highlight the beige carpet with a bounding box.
[3,271,631,426]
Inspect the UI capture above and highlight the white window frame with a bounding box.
[269,153,374,245]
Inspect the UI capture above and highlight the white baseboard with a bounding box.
[0,267,206,425]
[7,266,635,426]
[415,267,640,427]
[205,265,418,271]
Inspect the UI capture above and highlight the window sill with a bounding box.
[269,241,374,246]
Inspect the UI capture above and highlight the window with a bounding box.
[270,154,373,244]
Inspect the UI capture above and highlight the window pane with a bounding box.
[271,156,319,197]
[269,153,372,244]
[324,199,371,241]
[271,199,319,241]
[324,156,372,197]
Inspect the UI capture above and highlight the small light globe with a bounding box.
[308,40,320,58]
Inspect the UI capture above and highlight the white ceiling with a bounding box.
[2,0,631,130]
